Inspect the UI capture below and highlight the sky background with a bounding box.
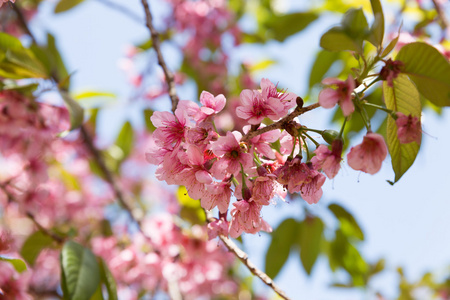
[28,0,450,299]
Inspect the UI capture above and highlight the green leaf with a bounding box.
[320,27,360,52]
[74,91,116,100]
[328,203,364,240]
[54,0,85,13]
[47,33,70,88]
[396,42,450,106]
[0,256,27,273]
[20,231,55,266]
[143,109,156,132]
[98,258,118,300]
[383,74,421,182]
[176,186,206,225]
[308,50,341,88]
[60,241,101,300]
[367,0,384,47]
[115,121,134,160]
[60,91,85,130]
[89,285,104,300]
[265,218,299,279]
[381,33,399,57]
[265,12,318,42]
[341,8,369,39]
[298,217,324,275]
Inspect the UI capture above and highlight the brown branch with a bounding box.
[431,0,449,32]
[0,184,64,244]
[79,127,141,227]
[205,213,291,300]
[11,3,37,44]
[242,102,321,142]
[139,0,179,112]
[218,234,290,300]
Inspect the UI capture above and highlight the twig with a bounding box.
[93,0,143,24]
[218,234,291,300]
[139,0,179,112]
[242,103,321,142]
[205,211,291,300]
[431,0,449,33]
[11,3,37,44]
[79,126,141,227]
[0,184,64,244]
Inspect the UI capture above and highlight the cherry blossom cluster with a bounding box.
[92,214,238,300]
[147,76,424,237]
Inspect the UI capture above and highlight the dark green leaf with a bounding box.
[0,256,27,273]
[320,27,360,52]
[265,12,318,42]
[298,217,323,275]
[98,258,118,300]
[396,42,450,106]
[20,231,55,266]
[328,203,364,240]
[54,0,85,13]
[341,8,369,39]
[265,218,299,279]
[60,241,101,300]
[383,74,421,182]
[47,33,70,88]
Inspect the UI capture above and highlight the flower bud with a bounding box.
[242,186,252,201]
[321,130,339,144]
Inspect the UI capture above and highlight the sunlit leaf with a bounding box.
[265,12,318,42]
[265,218,299,278]
[54,0,85,13]
[328,203,364,241]
[176,186,206,225]
[20,231,56,266]
[396,42,450,107]
[60,241,100,300]
[383,74,421,182]
[0,256,27,273]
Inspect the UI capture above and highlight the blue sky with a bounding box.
[30,0,450,299]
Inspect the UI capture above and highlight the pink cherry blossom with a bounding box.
[380,59,404,87]
[260,78,297,118]
[396,112,421,144]
[299,168,326,204]
[201,181,231,213]
[207,218,229,239]
[195,91,226,123]
[319,75,355,116]
[236,89,277,125]
[151,108,188,148]
[228,200,271,238]
[347,132,388,175]
[210,131,253,179]
[243,125,281,159]
[311,139,343,179]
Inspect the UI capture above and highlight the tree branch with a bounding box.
[242,102,321,142]
[139,0,179,112]
[217,234,291,300]
[0,184,64,244]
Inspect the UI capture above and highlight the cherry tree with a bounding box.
[0,0,449,299]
